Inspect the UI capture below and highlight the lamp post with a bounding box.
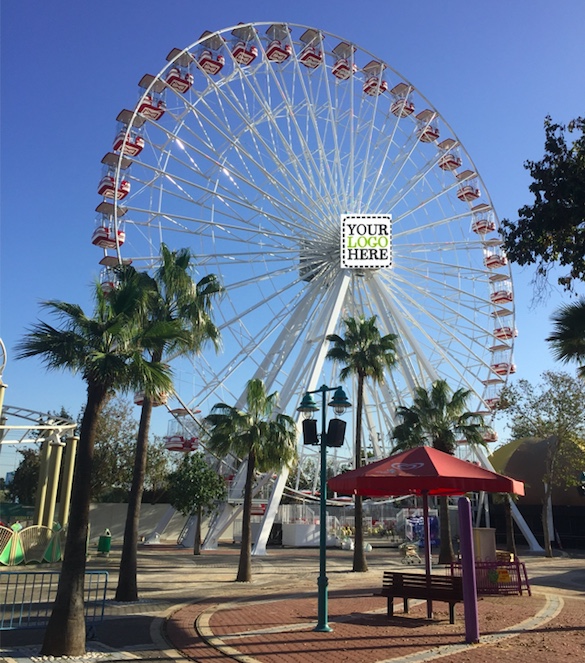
[298,384,351,632]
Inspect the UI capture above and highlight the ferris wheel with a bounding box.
[92,22,516,461]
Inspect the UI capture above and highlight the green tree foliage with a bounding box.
[392,379,485,564]
[499,371,585,556]
[91,397,138,500]
[88,397,174,501]
[546,297,585,378]
[326,315,398,572]
[143,436,177,497]
[206,378,297,582]
[166,452,227,554]
[7,447,41,505]
[15,275,173,656]
[500,116,585,293]
[115,245,221,602]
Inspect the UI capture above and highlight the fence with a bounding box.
[0,570,108,634]
[450,560,531,596]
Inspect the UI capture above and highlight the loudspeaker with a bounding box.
[302,418,319,445]
[327,418,346,447]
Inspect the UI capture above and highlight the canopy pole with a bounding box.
[422,490,433,619]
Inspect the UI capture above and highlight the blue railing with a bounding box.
[0,570,108,632]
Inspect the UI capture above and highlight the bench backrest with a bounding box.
[383,571,463,597]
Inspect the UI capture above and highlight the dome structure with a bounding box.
[490,437,585,506]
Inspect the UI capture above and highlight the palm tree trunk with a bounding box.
[237,451,255,582]
[41,383,106,656]
[194,505,202,555]
[115,396,153,601]
[438,496,455,565]
[353,374,368,572]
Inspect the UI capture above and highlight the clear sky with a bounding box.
[1,0,584,479]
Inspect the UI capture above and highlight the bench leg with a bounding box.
[449,603,455,624]
[426,599,433,620]
[387,596,394,617]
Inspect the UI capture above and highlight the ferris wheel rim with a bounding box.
[96,21,515,438]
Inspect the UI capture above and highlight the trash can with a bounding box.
[97,528,112,556]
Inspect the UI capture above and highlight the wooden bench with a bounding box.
[380,571,464,623]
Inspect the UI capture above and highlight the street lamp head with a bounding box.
[328,386,352,415]
[297,392,319,419]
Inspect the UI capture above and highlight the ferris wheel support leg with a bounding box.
[203,466,275,550]
[253,467,290,556]
[202,502,238,550]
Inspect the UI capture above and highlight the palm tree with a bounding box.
[15,277,173,656]
[326,315,398,572]
[205,378,297,582]
[392,379,485,564]
[546,297,585,378]
[115,244,222,602]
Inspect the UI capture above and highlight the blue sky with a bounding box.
[1,0,584,478]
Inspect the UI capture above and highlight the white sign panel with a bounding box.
[340,214,393,270]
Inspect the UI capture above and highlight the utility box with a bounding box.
[473,527,496,562]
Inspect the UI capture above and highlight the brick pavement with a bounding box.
[162,547,585,663]
[2,545,584,663]
[165,585,585,662]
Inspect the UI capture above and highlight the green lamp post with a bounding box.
[298,384,351,632]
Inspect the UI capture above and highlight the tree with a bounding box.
[499,370,585,557]
[205,378,297,582]
[115,244,221,602]
[8,447,41,505]
[326,315,398,572]
[91,397,139,501]
[392,379,485,564]
[500,116,585,294]
[15,276,173,656]
[546,298,585,378]
[166,452,227,554]
[143,436,178,499]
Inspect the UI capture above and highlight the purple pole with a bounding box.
[458,496,479,644]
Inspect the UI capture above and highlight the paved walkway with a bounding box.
[2,545,584,663]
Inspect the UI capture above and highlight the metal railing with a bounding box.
[0,570,108,632]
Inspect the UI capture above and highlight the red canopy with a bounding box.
[328,446,524,497]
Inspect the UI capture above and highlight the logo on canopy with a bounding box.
[391,462,425,471]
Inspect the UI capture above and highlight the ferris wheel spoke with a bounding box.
[126,150,321,239]
[284,42,345,213]
[373,153,447,215]
[197,61,334,221]
[393,209,476,239]
[146,108,325,232]
[352,90,400,211]
[384,272,493,385]
[389,268,493,334]
[162,87,324,227]
[359,112,411,213]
